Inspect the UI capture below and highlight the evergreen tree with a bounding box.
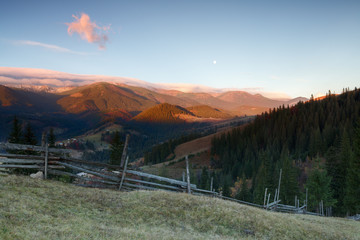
[334,130,352,215]
[253,150,273,204]
[222,178,231,197]
[48,128,56,147]
[305,167,336,212]
[8,116,22,144]
[344,120,360,215]
[23,123,37,145]
[200,167,209,189]
[109,131,124,166]
[235,175,251,202]
[278,147,299,205]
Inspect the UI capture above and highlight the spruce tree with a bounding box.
[236,175,251,202]
[48,128,56,147]
[344,120,360,215]
[109,131,124,166]
[23,123,37,145]
[335,130,352,215]
[222,178,231,197]
[305,167,336,212]
[8,116,22,144]
[278,147,299,205]
[200,167,209,190]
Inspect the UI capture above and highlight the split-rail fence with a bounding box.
[0,142,326,217]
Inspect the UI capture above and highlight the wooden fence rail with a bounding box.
[0,142,324,217]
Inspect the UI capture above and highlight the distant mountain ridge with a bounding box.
[0,81,307,149]
[0,82,307,118]
[133,103,232,123]
[133,103,194,123]
[0,67,302,99]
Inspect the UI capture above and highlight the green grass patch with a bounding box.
[0,175,359,239]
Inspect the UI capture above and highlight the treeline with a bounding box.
[211,88,360,216]
[8,116,56,147]
[144,133,202,164]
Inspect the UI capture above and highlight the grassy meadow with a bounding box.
[0,174,359,240]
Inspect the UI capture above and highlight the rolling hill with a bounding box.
[0,80,307,151]
[0,85,61,112]
[57,82,154,114]
[186,105,232,119]
[132,103,195,123]
[133,103,234,123]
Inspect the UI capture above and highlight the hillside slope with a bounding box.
[1,174,359,240]
[132,103,195,123]
[186,105,232,119]
[57,82,155,114]
[0,85,61,112]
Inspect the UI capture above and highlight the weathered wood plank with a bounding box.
[277,168,282,201]
[48,169,118,185]
[0,164,43,169]
[126,169,196,188]
[186,155,191,194]
[0,153,61,160]
[124,177,182,191]
[59,157,126,170]
[267,200,281,208]
[0,158,44,164]
[219,195,264,208]
[74,183,116,189]
[0,142,72,154]
[120,134,130,168]
[122,182,173,192]
[44,144,49,180]
[119,156,129,190]
[56,161,120,182]
[192,188,218,195]
[0,164,64,169]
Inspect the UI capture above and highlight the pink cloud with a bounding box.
[66,13,110,50]
[15,40,89,55]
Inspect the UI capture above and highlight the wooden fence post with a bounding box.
[120,134,130,168]
[41,131,46,157]
[182,171,185,182]
[277,169,282,201]
[210,177,213,192]
[263,188,268,207]
[306,188,308,211]
[44,143,48,180]
[186,155,191,194]
[119,156,129,191]
[266,193,271,209]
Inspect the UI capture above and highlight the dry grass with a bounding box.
[1,174,359,240]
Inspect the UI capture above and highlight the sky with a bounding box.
[1,0,360,98]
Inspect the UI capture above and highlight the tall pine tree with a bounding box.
[277,147,299,205]
[48,128,56,147]
[344,120,360,215]
[110,131,124,166]
[8,116,22,144]
[23,123,37,145]
[305,167,336,212]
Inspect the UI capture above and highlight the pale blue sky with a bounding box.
[1,0,359,98]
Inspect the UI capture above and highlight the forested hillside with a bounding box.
[211,88,360,216]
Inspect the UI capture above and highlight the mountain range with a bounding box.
[0,81,307,119]
[0,68,307,143]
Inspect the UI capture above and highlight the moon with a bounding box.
[213,60,216,64]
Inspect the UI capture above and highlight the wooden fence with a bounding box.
[0,142,326,217]
[0,142,214,196]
